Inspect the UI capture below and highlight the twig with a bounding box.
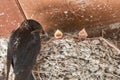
[15,0,27,19]
[99,37,120,53]
[37,67,42,80]
[102,29,105,37]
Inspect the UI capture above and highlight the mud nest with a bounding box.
[33,34,120,80]
[0,33,120,80]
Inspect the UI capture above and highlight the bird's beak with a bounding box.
[41,31,48,37]
[33,29,41,33]
[32,29,48,37]
[39,29,49,38]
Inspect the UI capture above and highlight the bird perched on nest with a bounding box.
[6,19,45,80]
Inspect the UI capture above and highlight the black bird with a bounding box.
[6,19,45,80]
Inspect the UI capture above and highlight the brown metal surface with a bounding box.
[18,0,120,32]
[0,0,23,37]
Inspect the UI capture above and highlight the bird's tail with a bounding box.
[14,71,35,80]
[6,57,11,80]
[29,73,35,80]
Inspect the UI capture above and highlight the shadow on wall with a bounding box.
[18,0,120,33]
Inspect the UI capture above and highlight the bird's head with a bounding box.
[21,19,44,33]
[21,19,48,37]
[21,19,42,30]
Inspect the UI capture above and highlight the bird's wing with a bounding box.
[13,32,40,77]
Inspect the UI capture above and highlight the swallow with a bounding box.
[6,19,45,80]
